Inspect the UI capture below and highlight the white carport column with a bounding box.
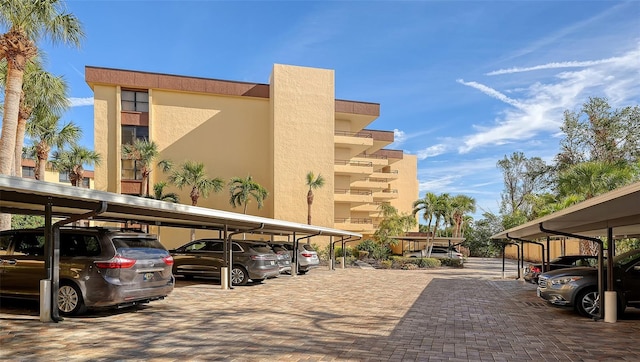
[604,291,617,323]
[39,279,52,322]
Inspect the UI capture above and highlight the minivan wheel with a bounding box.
[58,282,87,316]
[576,288,599,318]
[231,265,249,286]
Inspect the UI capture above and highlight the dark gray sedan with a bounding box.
[537,248,640,318]
[170,239,280,285]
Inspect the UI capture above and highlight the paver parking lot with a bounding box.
[1,257,639,361]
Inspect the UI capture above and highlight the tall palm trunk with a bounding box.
[35,143,50,180]
[0,67,23,175]
[307,189,314,225]
[13,103,30,177]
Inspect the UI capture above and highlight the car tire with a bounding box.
[576,288,599,318]
[298,269,307,275]
[58,282,87,316]
[231,265,249,286]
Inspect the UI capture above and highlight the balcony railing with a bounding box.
[334,189,373,196]
[334,218,373,224]
[355,153,388,160]
[334,130,373,138]
[334,160,373,167]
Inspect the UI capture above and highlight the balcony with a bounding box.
[334,130,374,157]
[370,170,399,180]
[353,154,388,168]
[334,189,373,204]
[334,159,373,176]
[334,218,375,233]
[373,189,399,200]
[350,177,388,190]
[351,202,383,213]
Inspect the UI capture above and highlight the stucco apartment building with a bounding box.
[86,64,419,248]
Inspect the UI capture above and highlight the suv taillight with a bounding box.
[163,255,174,266]
[301,252,313,257]
[95,256,136,269]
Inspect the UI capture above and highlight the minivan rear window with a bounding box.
[112,237,165,250]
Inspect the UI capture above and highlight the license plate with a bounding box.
[270,261,275,265]
[143,272,154,281]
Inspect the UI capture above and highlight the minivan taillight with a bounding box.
[163,255,174,266]
[95,256,136,269]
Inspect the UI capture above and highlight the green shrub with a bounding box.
[418,258,441,268]
[440,258,464,268]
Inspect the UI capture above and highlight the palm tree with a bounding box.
[51,145,101,187]
[556,161,635,200]
[0,0,84,176]
[146,181,179,203]
[412,192,438,235]
[450,195,476,238]
[305,171,325,225]
[169,161,223,240]
[228,175,268,214]
[168,161,224,207]
[122,138,163,197]
[0,58,70,176]
[432,193,451,239]
[26,114,80,180]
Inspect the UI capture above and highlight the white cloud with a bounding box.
[69,97,94,107]
[456,45,640,153]
[416,144,447,160]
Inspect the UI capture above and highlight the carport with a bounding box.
[0,175,361,323]
[491,181,640,323]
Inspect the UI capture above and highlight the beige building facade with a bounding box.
[86,64,419,249]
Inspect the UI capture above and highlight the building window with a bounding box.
[121,125,148,181]
[121,126,149,145]
[22,166,35,178]
[121,90,149,112]
[122,159,143,181]
[59,172,71,183]
[82,178,90,188]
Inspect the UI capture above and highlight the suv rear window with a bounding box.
[249,244,273,253]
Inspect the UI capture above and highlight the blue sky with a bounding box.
[34,0,640,219]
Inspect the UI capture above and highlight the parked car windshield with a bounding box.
[613,249,640,267]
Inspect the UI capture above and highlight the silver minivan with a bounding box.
[0,227,175,315]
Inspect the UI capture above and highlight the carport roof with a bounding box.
[0,175,362,238]
[491,181,640,241]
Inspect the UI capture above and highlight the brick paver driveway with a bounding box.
[1,257,638,361]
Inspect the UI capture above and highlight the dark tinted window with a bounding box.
[249,244,273,254]
[209,242,224,252]
[14,234,45,256]
[0,234,12,253]
[300,244,315,252]
[112,237,165,250]
[60,233,101,257]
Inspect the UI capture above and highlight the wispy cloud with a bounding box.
[456,79,525,109]
[456,45,640,153]
[69,97,93,107]
[416,144,448,160]
[486,58,616,76]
